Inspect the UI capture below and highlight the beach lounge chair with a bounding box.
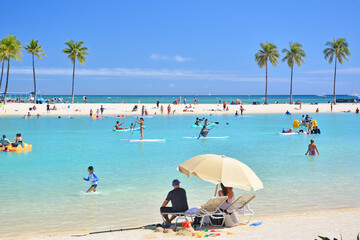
[161,197,228,229]
[223,194,255,223]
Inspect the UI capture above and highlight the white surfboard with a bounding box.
[183,136,229,139]
[125,139,166,142]
[276,132,297,135]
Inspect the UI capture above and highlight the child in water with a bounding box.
[83,166,99,193]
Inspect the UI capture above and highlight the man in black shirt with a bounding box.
[160,179,189,225]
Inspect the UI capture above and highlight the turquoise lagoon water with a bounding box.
[41,94,354,104]
[1,113,360,238]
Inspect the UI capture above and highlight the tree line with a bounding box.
[255,39,350,104]
[0,35,88,104]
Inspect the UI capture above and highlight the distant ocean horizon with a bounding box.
[38,94,355,104]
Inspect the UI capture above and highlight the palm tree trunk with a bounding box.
[71,60,76,104]
[3,56,10,105]
[290,66,293,104]
[333,57,337,104]
[265,63,268,104]
[0,60,4,91]
[32,54,37,104]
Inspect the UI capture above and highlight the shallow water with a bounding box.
[1,113,360,237]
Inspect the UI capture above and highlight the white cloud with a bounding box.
[150,53,192,62]
[304,67,360,74]
[10,66,292,83]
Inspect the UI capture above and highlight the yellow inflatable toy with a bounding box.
[293,120,300,128]
[312,119,318,127]
[1,143,32,152]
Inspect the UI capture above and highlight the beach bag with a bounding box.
[225,212,240,227]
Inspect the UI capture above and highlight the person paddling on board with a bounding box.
[198,125,211,139]
[194,118,200,126]
[204,119,212,126]
[113,121,123,130]
[136,117,145,140]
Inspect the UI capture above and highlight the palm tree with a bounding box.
[1,34,23,104]
[62,40,88,103]
[0,40,7,91]
[323,38,351,104]
[255,42,280,104]
[24,40,46,103]
[282,42,306,104]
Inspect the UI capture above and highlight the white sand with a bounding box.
[0,102,358,116]
[22,207,360,240]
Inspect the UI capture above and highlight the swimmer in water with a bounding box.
[198,125,211,139]
[136,117,145,140]
[305,139,320,156]
[130,123,134,130]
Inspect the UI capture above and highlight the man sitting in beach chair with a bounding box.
[160,179,189,226]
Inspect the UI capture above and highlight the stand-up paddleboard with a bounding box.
[113,126,146,132]
[183,136,229,139]
[126,139,166,142]
[277,132,298,135]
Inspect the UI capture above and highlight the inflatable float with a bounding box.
[293,120,300,128]
[1,143,32,152]
[192,123,216,128]
[91,116,102,120]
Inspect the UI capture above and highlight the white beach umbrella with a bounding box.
[178,154,263,191]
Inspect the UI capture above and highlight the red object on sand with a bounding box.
[182,221,192,228]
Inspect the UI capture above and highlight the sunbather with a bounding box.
[218,183,235,211]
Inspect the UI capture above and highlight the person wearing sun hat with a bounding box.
[160,179,189,225]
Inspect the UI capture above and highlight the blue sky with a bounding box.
[1,0,360,95]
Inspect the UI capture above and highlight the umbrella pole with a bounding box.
[214,183,219,197]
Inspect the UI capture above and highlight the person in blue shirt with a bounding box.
[0,135,10,147]
[83,166,99,193]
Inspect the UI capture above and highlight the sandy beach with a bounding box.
[19,207,359,240]
[0,103,358,116]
